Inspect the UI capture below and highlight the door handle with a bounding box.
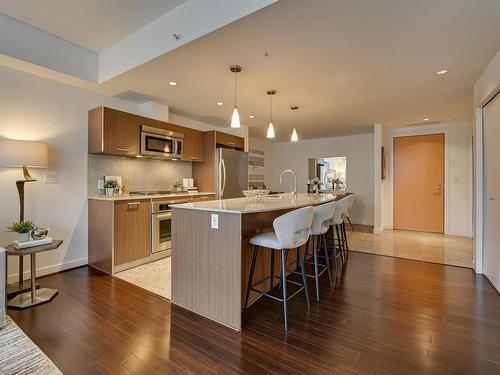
[433,184,443,193]
[490,197,496,201]
[221,158,227,197]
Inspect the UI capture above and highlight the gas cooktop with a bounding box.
[129,190,187,196]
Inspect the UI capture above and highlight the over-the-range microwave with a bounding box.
[140,125,184,159]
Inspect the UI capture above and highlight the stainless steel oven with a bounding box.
[141,125,184,159]
[151,199,189,255]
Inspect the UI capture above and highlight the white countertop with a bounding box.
[88,192,216,201]
[171,193,340,214]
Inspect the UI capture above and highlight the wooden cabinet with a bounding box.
[182,128,205,162]
[88,107,205,161]
[215,131,245,150]
[89,107,141,157]
[113,200,151,266]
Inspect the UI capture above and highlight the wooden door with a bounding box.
[393,134,444,233]
[483,93,500,291]
[114,200,151,266]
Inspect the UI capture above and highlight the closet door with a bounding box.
[483,92,500,291]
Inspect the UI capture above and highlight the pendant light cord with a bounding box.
[234,72,237,107]
[270,94,273,122]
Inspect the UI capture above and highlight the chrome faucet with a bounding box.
[279,169,297,196]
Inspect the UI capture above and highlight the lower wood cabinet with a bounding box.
[113,200,151,266]
[88,194,215,275]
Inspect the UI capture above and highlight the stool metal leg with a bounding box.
[280,249,288,331]
[342,222,349,260]
[321,234,333,287]
[244,245,259,310]
[296,246,310,310]
[336,224,345,263]
[333,226,342,280]
[270,249,275,291]
[312,236,320,302]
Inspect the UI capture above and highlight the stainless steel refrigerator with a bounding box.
[216,148,248,199]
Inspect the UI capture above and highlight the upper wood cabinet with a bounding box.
[88,107,204,161]
[182,128,205,162]
[89,107,141,157]
[215,131,245,150]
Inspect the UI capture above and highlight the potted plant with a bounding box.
[173,180,183,192]
[104,179,119,196]
[7,221,35,242]
[310,177,323,194]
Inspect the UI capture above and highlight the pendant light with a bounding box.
[290,106,299,142]
[229,65,242,128]
[266,89,276,138]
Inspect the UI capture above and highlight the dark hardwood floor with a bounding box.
[8,252,500,375]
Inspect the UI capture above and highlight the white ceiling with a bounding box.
[0,0,186,51]
[99,0,500,140]
[1,0,500,140]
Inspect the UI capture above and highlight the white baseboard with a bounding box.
[373,227,384,234]
[383,225,393,230]
[445,230,472,238]
[7,257,88,284]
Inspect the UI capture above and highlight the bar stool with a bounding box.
[301,202,335,301]
[329,196,350,277]
[244,206,313,331]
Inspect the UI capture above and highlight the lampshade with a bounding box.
[0,139,48,168]
[231,107,241,128]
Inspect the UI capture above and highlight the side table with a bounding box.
[5,240,63,309]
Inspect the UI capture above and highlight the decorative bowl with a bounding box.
[31,225,49,240]
[242,190,270,200]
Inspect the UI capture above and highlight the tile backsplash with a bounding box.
[88,154,192,196]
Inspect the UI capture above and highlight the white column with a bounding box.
[373,124,383,234]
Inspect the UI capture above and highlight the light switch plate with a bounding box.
[44,172,58,184]
[211,214,219,229]
[97,179,104,189]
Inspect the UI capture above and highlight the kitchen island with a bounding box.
[171,193,345,331]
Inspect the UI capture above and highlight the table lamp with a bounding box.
[0,139,48,221]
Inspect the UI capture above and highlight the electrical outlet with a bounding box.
[211,214,219,229]
[44,172,58,184]
[97,179,104,189]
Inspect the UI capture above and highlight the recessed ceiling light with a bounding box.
[435,69,448,76]
[248,115,255,119]
[168,81,178,86]
[216,102,224,106]
[422,118,430,121]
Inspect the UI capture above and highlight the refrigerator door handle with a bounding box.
[221,157,227,197]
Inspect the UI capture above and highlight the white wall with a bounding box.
[248,137,274,189]
[0,66,144,282]
[382,122,473,237]
[271,133,375,225]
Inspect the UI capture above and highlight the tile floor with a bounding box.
[114,257,171,299]
[349,228,474,268]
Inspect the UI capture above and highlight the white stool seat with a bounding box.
[249,231,308,249]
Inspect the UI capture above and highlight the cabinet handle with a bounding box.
[190,156,199,160]
[116,147,131,152]
[127,202,141,208]
[227,142,235,145]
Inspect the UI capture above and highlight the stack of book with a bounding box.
[13,237,53,249]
